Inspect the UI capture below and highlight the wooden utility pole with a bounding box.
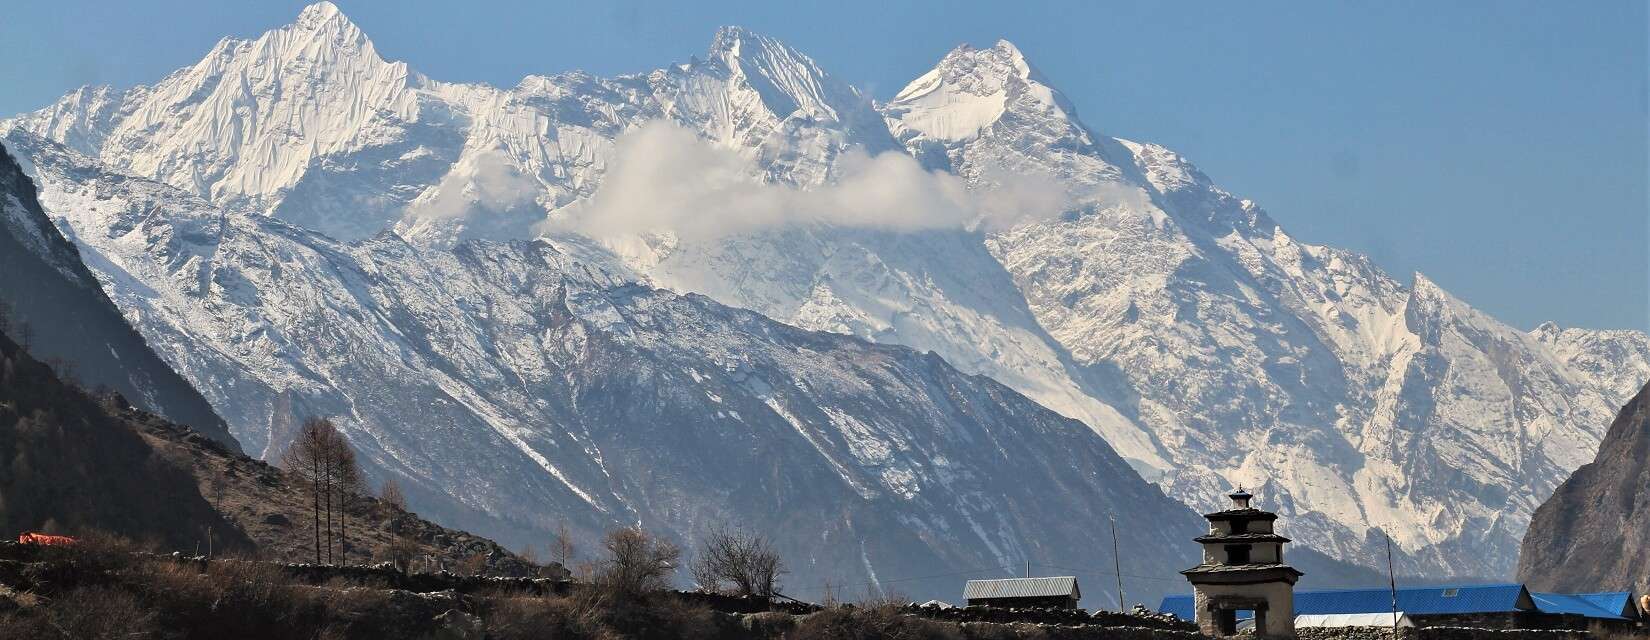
[1385,531,1400,640]
[1111,516,1126,611]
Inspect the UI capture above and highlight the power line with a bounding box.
[1033,562,1188,584]
[774,561,1192,603]
[779,564,1021,598]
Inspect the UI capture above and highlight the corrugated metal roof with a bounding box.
[964,576,1079,600]
[1159,584,1540,619]
[1296,584,1532,615]
[1577,592,1635,619]
[1296,612,1415,628]
[1158,594,1195,620]
[1531,592,1634,620]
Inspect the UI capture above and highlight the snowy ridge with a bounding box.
[10,131,1208,603]
[6,3,1646,583]
[885,41,1649,577]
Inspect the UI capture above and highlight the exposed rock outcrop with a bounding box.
[1518,380,1650,593]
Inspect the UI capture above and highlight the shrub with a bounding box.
[378,534,420,573]
[788,604,961,640]
[594,526,680,599]
[136,558,321,639]
[483,595,602,640]
[690,526,786,597]
[0,585,155,640]
[456,552,489,576]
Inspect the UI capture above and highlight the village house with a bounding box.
[962,576,1081,609]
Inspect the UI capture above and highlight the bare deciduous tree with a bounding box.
[382,534,419,573]
[379,478,407,511]
[550,520,576,568]
[456,553,489,577]
[597,526,680,598]
[331,438,361,565]
[209,473,228,510]
[279,417,359,565]
[690,526,786,598]
[280,418,330,564]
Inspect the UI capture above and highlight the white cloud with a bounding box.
[408,149,540,220]
[541,121,1096,241]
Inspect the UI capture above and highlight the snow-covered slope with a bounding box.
[883,40,1649,577]
[2,5,1159,475]
[8,131,1213,603]
[6,3,1646,582]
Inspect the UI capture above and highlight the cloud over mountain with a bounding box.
[545,120,1071,240]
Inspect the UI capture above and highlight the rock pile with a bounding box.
[902,602,1195,630]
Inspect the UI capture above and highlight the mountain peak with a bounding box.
[927,39,1041,85]
[296,1,346,26]
[692,26,854,124]
[885,38,1073,143]
[289,1,369,49]
[708,25,754,56]
[704,25,820,74]
[988,39,1034,78]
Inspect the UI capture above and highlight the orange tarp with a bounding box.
[17,532,77,546]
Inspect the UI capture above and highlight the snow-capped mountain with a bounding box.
[5,2,1645,583]
[883,40,1650,576]
[5,131,1220,604]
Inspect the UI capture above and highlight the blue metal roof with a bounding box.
[1160,584,1550,619]
[1158,594,1195,620]
[1530,592,1634,621]
[1296,584,1532,616]
[1578,592,1636,619]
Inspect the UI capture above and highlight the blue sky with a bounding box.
[3,1,1645,331]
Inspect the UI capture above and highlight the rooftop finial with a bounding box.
[1229,486,1253,509]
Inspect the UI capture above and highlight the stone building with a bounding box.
[1181,488,1303,637]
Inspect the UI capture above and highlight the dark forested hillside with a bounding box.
[0,328,245,550]
[0,326,533,572]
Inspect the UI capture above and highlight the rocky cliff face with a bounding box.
[0,143,235,447]
[1518,380,1650,593]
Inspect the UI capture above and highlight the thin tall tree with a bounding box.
[330,437,361,564]
[280,417,334,564]
[323,439,334,564]
[380,478,407,510]
[550,520,576,568]
[280,416,356,564]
